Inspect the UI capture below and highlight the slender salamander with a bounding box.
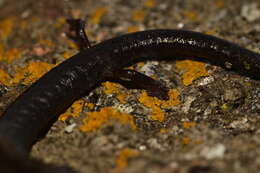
[0,29,259,172]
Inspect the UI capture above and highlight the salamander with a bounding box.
[0,29,259,172]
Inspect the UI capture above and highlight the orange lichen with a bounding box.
[0,17,16,40]
[31,17,39,23]
[102,82,129,104]
[0,69,11,86]
[127,26,140,33]
[62,51,74,59]
[90,7,107,25]
[144,0,156,8]
[38,39,55,48]
[20,20,29,30]
[175,60,209,86]
[160,128,169,134]
[150,106,165,122]
[132,10,146,22]
[137,62,145,69]
[117,93,128,104]
[182,137,191,145]
[55,17,66,28]
[66,40,79,50]
[3,48,23,63]
[183,11,198,21]
[215,0,225,8]
[59,99,85,121]
[80,107,136,132]
[115,148,139,169]
[205,30,217,35]
[138,89,180,122]
[183,122,196,129]
[85,102,94,110]
[12,61,53,85]
[102,81,122,95]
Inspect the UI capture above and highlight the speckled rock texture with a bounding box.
[0,0,259,173]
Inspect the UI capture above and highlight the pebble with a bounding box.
[241,3,260,22]
[64,123,76,133]
[200,144,226,159]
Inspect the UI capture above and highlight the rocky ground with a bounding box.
[0,0,260,173]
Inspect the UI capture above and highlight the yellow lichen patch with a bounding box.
[0,69,11,86]
[0,44,5,60]
[138,89,180,122]
[132,10,146,22]
[137,62,145,69]
[62,51,74,59]
[66,40,79,50]
[127,26,140,33]
[102,82,129,104]
[55,17,66,28]
[102,81,122,95]
[38,39,55,48]
[144,0,156,8]
[85,102,94,110]
[183,11,198,21]
[150,106,165,122]
[182,137,191,145]
[117,93,128,104]
[221,103,228,111]
[20,20,29,30]
[175,60,209,86]
[160,128,169,134]
[59,99,85,121]
[80,107,136,132]
[183,122,196,129]
[205,30,217,36]
[115,148,139,169]
[215,0,225,8]
[2,48,23,63]
[0,17,16,40]
[31,17,39,23]
[90,7,107,25]
[12,62,53,85]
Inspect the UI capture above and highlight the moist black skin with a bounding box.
[0,27,259,172]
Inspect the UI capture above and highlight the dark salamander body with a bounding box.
[0,29,259,159]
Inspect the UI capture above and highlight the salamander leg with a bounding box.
[66,19,169,100]
[111,69,169,100]
[66,19,91,50]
